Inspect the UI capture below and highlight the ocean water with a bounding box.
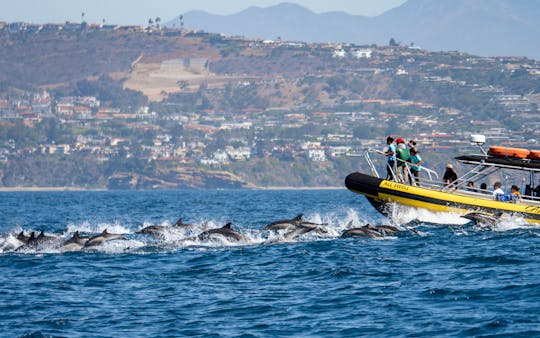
[1,189,540,337]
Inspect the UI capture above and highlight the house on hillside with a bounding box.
[41,144,71,155]
[333,49,347,58]
[352,49,372,59]
[307,148,326,162]
[226,146,251,161]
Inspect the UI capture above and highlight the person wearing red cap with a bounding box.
[395,137,410,183]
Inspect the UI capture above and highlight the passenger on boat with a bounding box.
[511,185,522,203]
[408,140,417,149]
[442,164,458,185]
[409,147,422,184]
[467,181,475,192]
[493,182,504,199]
[395,137,410,183]
[384,136,396,180]
[480,183,488,193]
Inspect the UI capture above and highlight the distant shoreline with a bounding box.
[0,186,344,192]
[0,187,106,192]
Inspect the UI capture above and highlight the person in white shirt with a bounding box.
[493,181,504,199]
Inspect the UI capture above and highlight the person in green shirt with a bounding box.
[395,137,410,183]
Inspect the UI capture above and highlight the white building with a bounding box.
[226,146,251,161]
[333,49,347,58]
[352,49,372,59]
[308,148,327,162]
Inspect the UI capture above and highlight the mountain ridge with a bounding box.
[168,0,540,59]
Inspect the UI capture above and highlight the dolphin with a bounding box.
[36,231,57,244]
[16,231,30,244]
[16,231,58,249]
[61,231,90,251]
[174,218,197,228]
[84,229,126,248]
[373,224,402,235]
[136,225,169,237]
[263,214,304,231]
[197,223,243,242]
[462,212,499,227]
[340,224,385,239]
[15,231,38,251]
[264,214,330,239]
[283,224,318,239]
[26,232,38,246]
[137,218,198,237]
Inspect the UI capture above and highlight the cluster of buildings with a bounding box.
[1,23,540,171]
[1,86,539,170]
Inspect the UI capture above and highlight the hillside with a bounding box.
[0,24,539,189]
[170,0,540,60]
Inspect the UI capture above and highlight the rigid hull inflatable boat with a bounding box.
[345,135,540,224]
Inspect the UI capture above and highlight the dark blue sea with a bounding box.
[1,189,540,337]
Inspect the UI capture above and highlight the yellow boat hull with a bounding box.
[345,172,540,224]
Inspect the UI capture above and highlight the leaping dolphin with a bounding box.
[15,231,57,251]
[263,214,330,239]
[61,231,90,251]
[263,214,304,231]
[340,224,386,239]
[462,212,499,227]
[26,232,38,246]
[84,229,126,248]
[36,231,57,244]
[197,223,243,242]
[16,231,30,244]
[373,224,402,235]
[136,225,169,237]
[283,224,318,239]
[137,218,199,237]
[174,218,197,228]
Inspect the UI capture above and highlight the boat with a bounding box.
[345,135,540,224]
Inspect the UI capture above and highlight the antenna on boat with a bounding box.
[470,134,487,155]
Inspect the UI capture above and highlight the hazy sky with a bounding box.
[1,0,407,25]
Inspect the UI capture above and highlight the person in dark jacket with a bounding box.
[384,136,396,180]
[442,164,458,184]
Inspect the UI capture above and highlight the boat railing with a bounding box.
[364,148,439,187]
[363,147,540,203]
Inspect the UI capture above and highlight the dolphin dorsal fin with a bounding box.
[74,231,79,237]
[294,214,303,221]
[18,231,24,236]
[224,222,232,229]
[102,229,108,234]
